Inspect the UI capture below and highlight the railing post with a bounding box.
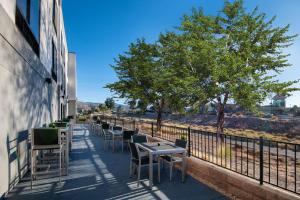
[151,122,154,137]
[133,120,135,130]
[114,117,116,126]
[259,136,264,185]
[188,126,191,157]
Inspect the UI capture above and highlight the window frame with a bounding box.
[52,0,58,34]
[15,0,41,56]
[51,40,58,82]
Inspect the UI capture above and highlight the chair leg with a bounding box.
[129,160,132,177]
[59,149,62,184]
[170,162,173,181]
[31,149,34,189]
[158,158,161,183]
[137,164,141,187]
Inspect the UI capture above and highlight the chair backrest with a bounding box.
[132,134,147,143]
[175,139,187,149]
[102,123,109,129]
[53,122,68,128]
[129,142,139,160]
[32,128,60,146]
[113,126,122,131]
[92,115,98,121]
[134,128,139,134]
[123,130,135,140]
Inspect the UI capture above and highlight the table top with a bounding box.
[137,142,186,155]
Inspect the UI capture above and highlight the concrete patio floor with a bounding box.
[6,125,228,200]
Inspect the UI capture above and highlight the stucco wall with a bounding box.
[67,52,76,101]
[0,1,61,196]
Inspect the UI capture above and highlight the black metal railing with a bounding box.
[96,115,299,195]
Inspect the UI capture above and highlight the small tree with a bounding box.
[179,0,299,137]
[106,35,194,130]
[290,105,298,115]
[98,103,108,114]
[116,105,123,117]
[104,97,115,110]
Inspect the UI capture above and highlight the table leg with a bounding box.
[112,135,115,152]
[182,152,187,182]
[149,153,153,189]
[66,131,69,175]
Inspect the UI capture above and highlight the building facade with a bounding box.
[67,52,77,119]
[0,0,76,197]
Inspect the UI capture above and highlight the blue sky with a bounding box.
[63,0,300,106]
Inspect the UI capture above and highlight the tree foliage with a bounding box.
[104,98,115,110]
[179,0,299,134]
[106,0,298,135]
[106,34,196,129]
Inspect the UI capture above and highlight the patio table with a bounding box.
[108,129,123,152]
[136,142,187,189]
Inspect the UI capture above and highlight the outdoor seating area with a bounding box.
[5,124,227,200]
[30,120,74,188]
[89,119,188,189]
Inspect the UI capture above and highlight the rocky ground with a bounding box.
[122,113,300,142]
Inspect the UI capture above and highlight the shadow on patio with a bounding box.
[6,125,228,200]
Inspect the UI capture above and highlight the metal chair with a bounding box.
[132,134,148,143]
[122,130,135,152]
[161,139,187,181]
[102,123,112,149]
[31,128,63,188]
[112,126,122,131]
[129,142,160,187]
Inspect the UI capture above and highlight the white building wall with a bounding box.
[0,0,71,197]
[67,52,77,117]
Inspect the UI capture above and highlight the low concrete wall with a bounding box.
[186,157,300,200]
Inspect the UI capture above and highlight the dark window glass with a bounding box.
[30,0,40,40]
[16,0,27,18]
[16,0,40,56]
[52,41,57,81]
[52,0,57,33]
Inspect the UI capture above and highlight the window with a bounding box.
[52,41,57,82]
[52,0,58,33]
[16,0,40,56]
[30,0,40,40]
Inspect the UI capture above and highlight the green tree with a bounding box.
[104,97,115,110]
[179,0,299,136]
[290,105,298,115]
[98,103,108,113]
[106,35,194,130]
[116,105,123,116]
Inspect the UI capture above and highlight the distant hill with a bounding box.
[77,101,129,112]
[77,101,100,111]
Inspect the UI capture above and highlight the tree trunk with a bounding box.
[216,93,228,142]
[156,99,165,131]
[216,104,225,138]
[157,109,162,131]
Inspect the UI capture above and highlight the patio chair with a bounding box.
[112,126,122,131]
[31,128,63,188]
[122,130,135,152]
[161,139,187,181]
[131,134,148,157]
[129,142,160,187]
[53,122,68,128]
[131,134,148,143]
[102,123,112,149]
